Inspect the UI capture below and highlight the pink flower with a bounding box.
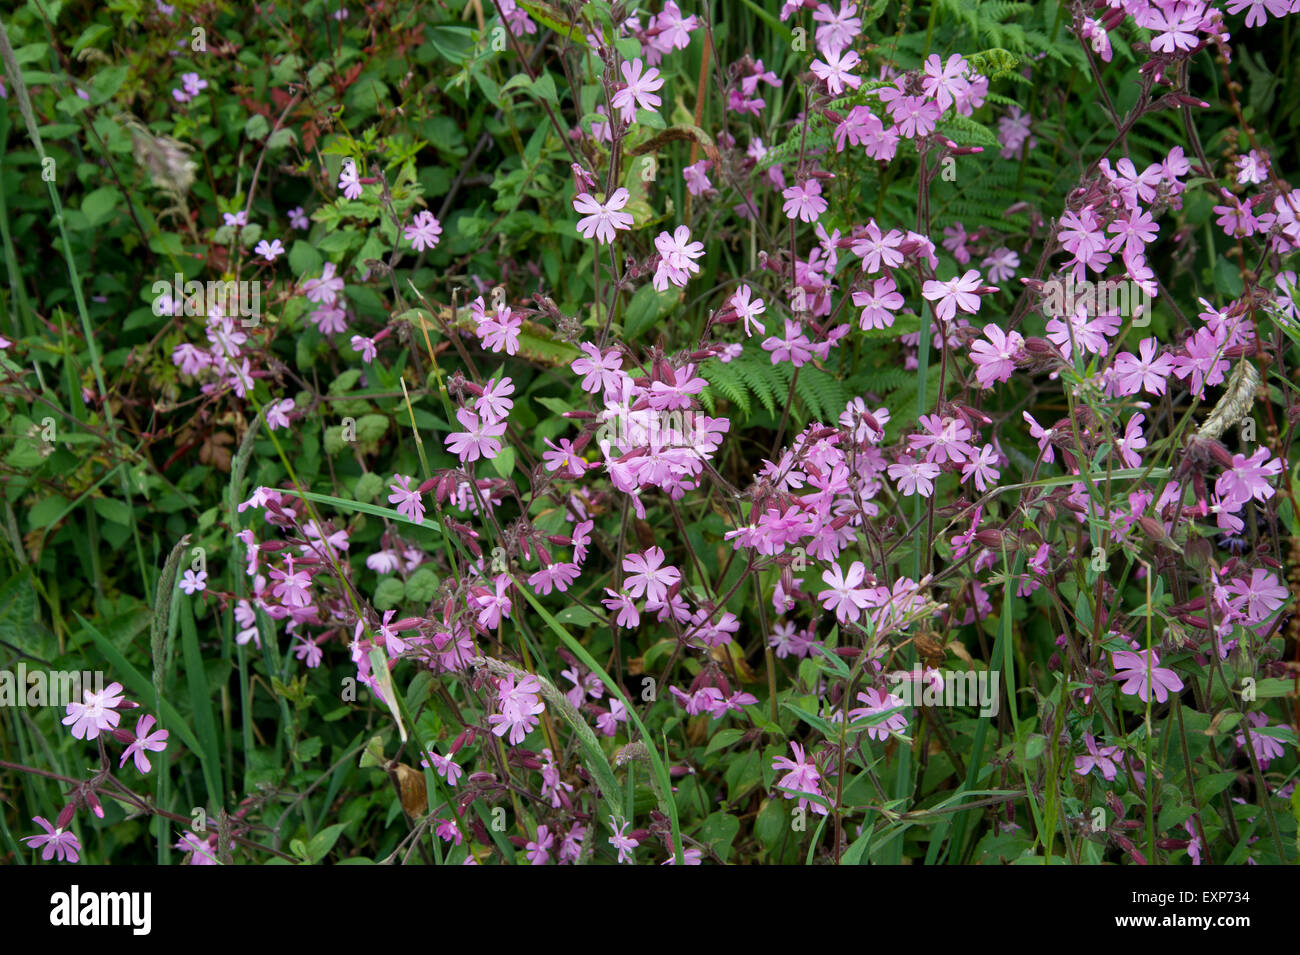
[682,159,712,196]
[269,556,313,608]
[921,53,970,112]
[338,158,363,199]
[471,575,511,631]
[852,221,905,273]
[1215,447,1281,506]
[1234,712,1288,768]
[571,343,623,395]
[178,569,207,594]
[810,47,861,95]
[1074,733,1121,780]
[772,741,828,815]
[847,687,909,740]
[421,750,464,786]
[782,179,828,223]
[921,269,986,322]
[818,560,873,624]
[1226,569,1288,623]
[302,261,345,305]
[1112,338,1174,396]
[488,672,544,745]
[888,458,941,497]
[1112,649,1184,703]
[351,335,377,362]
[852,276,904,330]
[404,210,443,251]
[653,225,705,290]
[255,238,284,261]
[623,546,681,604]
[23,817,81,863]
[611,59,663,123]
[477,306,522,355]
[603,588,640,628]
[608,815,639,864]
[476,376,515,421]
[529,562,581,595]
[730,284,767,337]
[445,407,508,463]
[573,188,634,243]
[387,473,426,523]
[63,681,125,740]
[761,319,815,367]
[120,714,170,773]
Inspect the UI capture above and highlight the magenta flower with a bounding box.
[445,407,507,464]
[178,568,207,594]
[120,714,170,773]
[23,817,81,863]
[1112,337,1174,396]
[818,560,873,624]
[847,688,909,740]
[571,343,623,395]
[611,58,663,123]
[782,179,828,223]
[573,188,634,243]
[852,276,904,330]
[771,741,828,815]
[1112,649,1184,704]
[1234,712,1289,768]
[730,285,767,337]
[421,749,464,786]
[63,681,125,740]
[921,269,986,322]
[338,158,363,199]
[1074,733,1121,780]
[403,210,443,252]
[623,546,681,604]
[608,815,639,864]
[387,473,426,523]
[1215,447,1281,506]
[255,238,284,262]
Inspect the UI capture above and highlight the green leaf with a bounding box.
[705,727,744,755]
[305,823,349,863]
[28,495,68,530]
[488,445,515,478]
[81,187,121,227]
[622,283,682,342]
[374,577,406,611]
[92,496,132,526]
[405,567,438,603]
